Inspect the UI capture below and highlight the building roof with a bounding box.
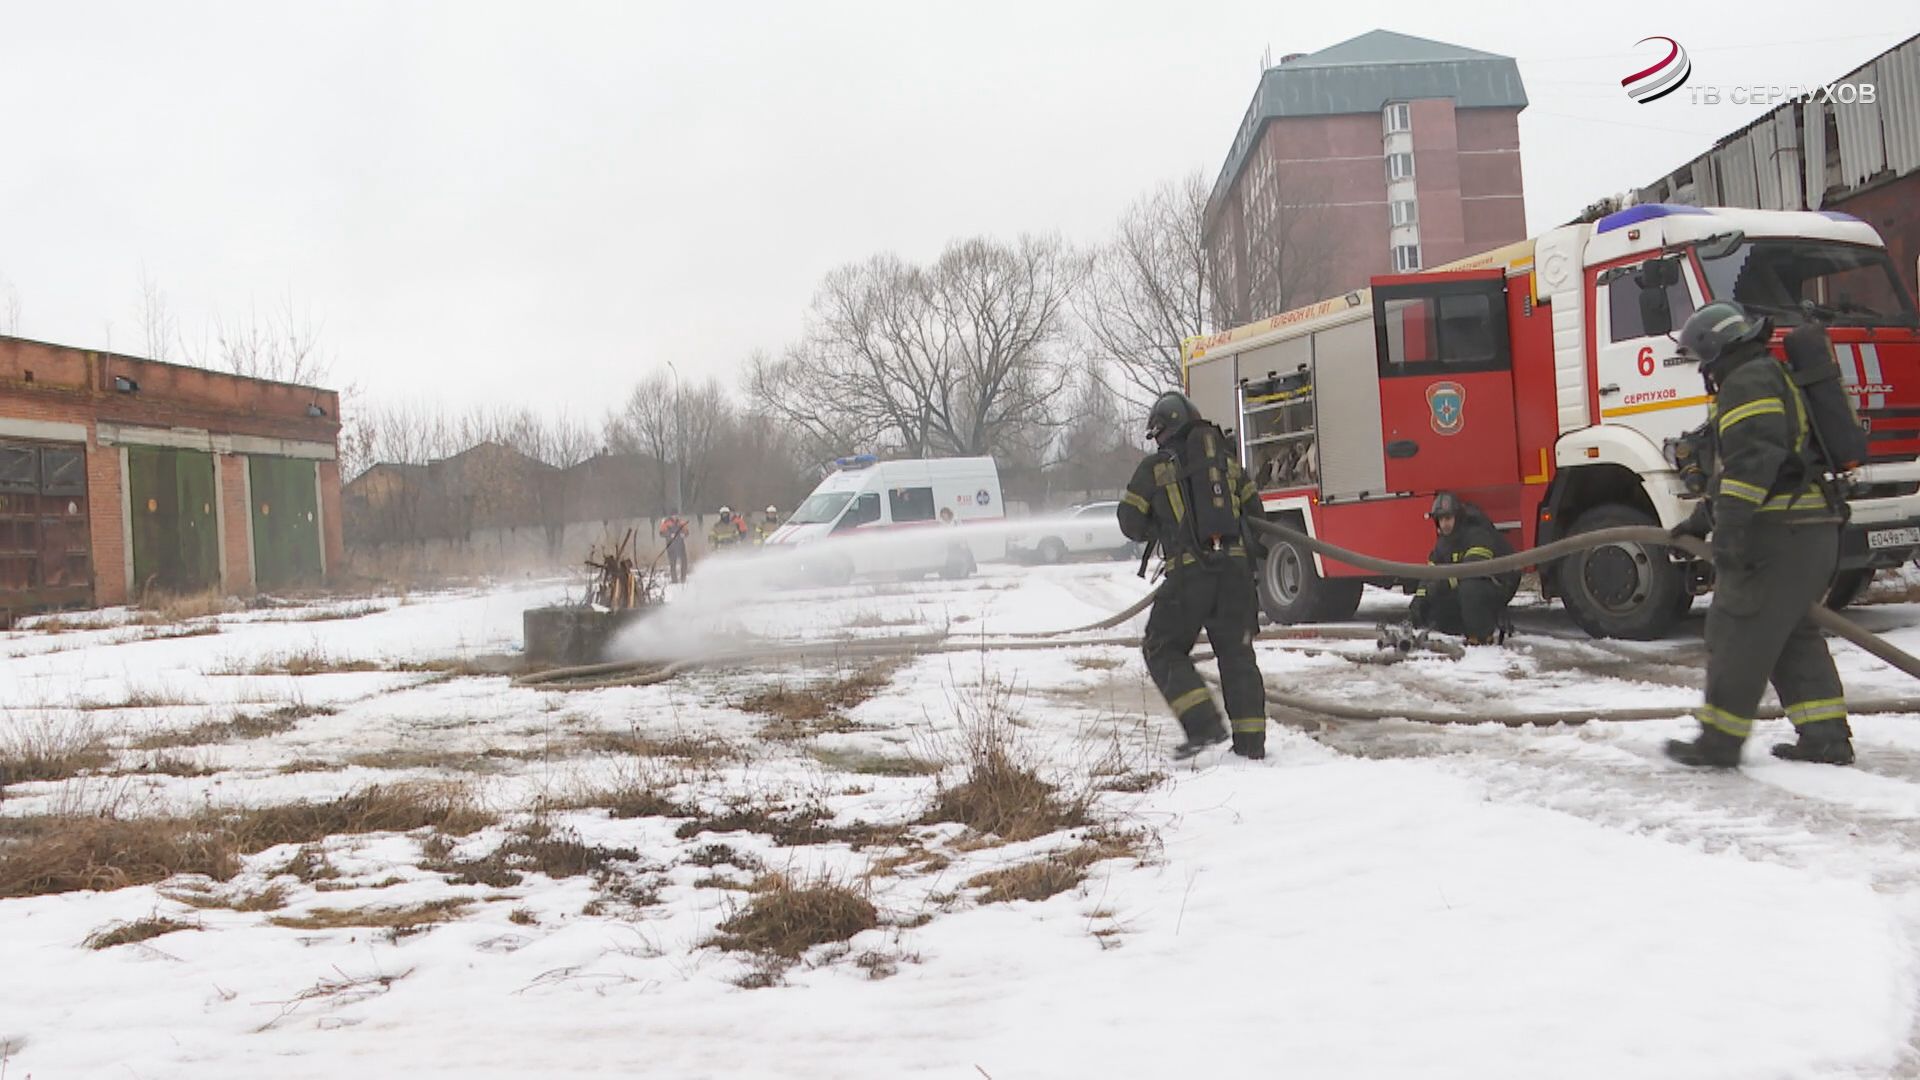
[1209,29,1528,218]
[1278,29,1509,69]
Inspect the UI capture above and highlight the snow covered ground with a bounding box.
[4,555,1920,1078]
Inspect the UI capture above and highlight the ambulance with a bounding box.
[763,455,1006,584]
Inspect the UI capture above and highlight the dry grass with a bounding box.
[868,850,951,878]
[1072,656,1126,671]
[388,655,522,678]
[221,784,495,852]
[218,649,383,677]
[0,815,241,897]
[76,686,198,711]
[708,873,879,960]
[128,752,220,778]
[427,822,644,890]
[0,718,111,787]
[685,843,762,871]
[1097,770,1167,794]
[920,686,1090,842]
[964,831,1149,904]
[578,730,740,764]
[286,603,382,623]
[84,915,200,950]
[275,845,342,883]
[270,898,473,934]
[740,666,896,738]
[132,704,332,750]
[138,590,233,623]
[808,747,940,777]
[137,624,222,642]
[0,783,492,898]
[162,881,291,912]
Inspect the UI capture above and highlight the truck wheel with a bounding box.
[814,555,855,587]
[1258,536,1363,624]
[1037,537,1067,564]
[1825,568,1874,610]
[1553,504,1686,640]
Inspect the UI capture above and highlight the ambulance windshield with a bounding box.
[1698,239,1919,328]
[789,492,854,525]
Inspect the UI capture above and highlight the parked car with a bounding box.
[1008,501,1143,564]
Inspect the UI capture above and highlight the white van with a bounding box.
[766,455,1006,584]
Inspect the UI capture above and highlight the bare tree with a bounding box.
[1077,171,1213,407]
[0,275,20,335]
[213,291,332,386]
[607,372,735,512]
[136,266,180,362]
[753,234,1079,458]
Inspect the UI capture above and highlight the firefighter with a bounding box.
[658,510,690,584]
[1408,492,1519,645]
[1665,301,1852,768]
[756,505,780,544]
[1117,391,1269,761]
[709,507,746,549]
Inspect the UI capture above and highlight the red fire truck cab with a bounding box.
[1183,204,1920,640]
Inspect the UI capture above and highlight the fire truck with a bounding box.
[1184,204,1920,639]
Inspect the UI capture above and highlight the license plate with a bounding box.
[1868,527,1920,550]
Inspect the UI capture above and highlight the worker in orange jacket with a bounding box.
[658,512,691,584]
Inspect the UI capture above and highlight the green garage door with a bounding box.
[250,455,322,589]
[128,446,219,595]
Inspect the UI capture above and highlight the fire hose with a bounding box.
[514,522,1920,725]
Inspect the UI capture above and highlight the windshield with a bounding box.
[789,491,854,525]
[1698,239,1920,328]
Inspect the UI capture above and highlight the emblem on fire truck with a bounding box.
[1427,381,1465,435]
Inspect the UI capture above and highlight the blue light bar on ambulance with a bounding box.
[833,454,878,470]
[1594,203,1711,234]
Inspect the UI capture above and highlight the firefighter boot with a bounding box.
[1231,729,1266,761]
[1771,719,1855,766]
[1172,720,1230,761]
[1665,725,1744,769]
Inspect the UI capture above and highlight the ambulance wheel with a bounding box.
[1825,568,1874,610]
[1554,504,1686,640]
[1258,537,1363,624]
[815,555,855,587]
[1037,538,1068,564]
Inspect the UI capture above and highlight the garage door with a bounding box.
[0,440,93,611]
[249,455,322,589]
[128,446,219,595]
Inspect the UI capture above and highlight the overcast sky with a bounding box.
[0,1,1912,421]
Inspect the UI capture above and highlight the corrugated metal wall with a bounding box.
[1632,34,1919,214]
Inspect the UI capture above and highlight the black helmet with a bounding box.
[1146,391,1200,444]
[1678,301,1770,365]
[1428,492,1462,521]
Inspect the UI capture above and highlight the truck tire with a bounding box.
[1553,503,1687,640]
[1825,568,1873,610]
[1258,536,1363,624]
[1037,537,1067,564]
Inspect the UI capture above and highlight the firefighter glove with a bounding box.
[1669,502,1713,542]
[1407,594,1430,628]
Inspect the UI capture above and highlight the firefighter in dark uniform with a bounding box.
[1666,301,1853,768]
[1409,492,1519,644]
[1117,392,1269,760]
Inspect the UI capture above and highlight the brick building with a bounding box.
[0,334,343,616]
[1205,30,1530,326]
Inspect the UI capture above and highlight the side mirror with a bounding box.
[1639,285,1674,338]
[1639,256,1681,289]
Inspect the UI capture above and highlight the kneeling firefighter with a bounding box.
[1665,301,1853,768]
[1117,392,1270,760]
[1409,492,1519,644]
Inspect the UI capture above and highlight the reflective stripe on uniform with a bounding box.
[1786,696,1847,726]
[1230,717,1266,733]
[1720,478,1769,504]
[1758,491,1832,513]
[1717,397,1785,433]
[1463,546,1495,560]
[1696,703,1752,738]
[1170,687,1213,717]
[1121,490,1149,513]
[1167,482,1186,522]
